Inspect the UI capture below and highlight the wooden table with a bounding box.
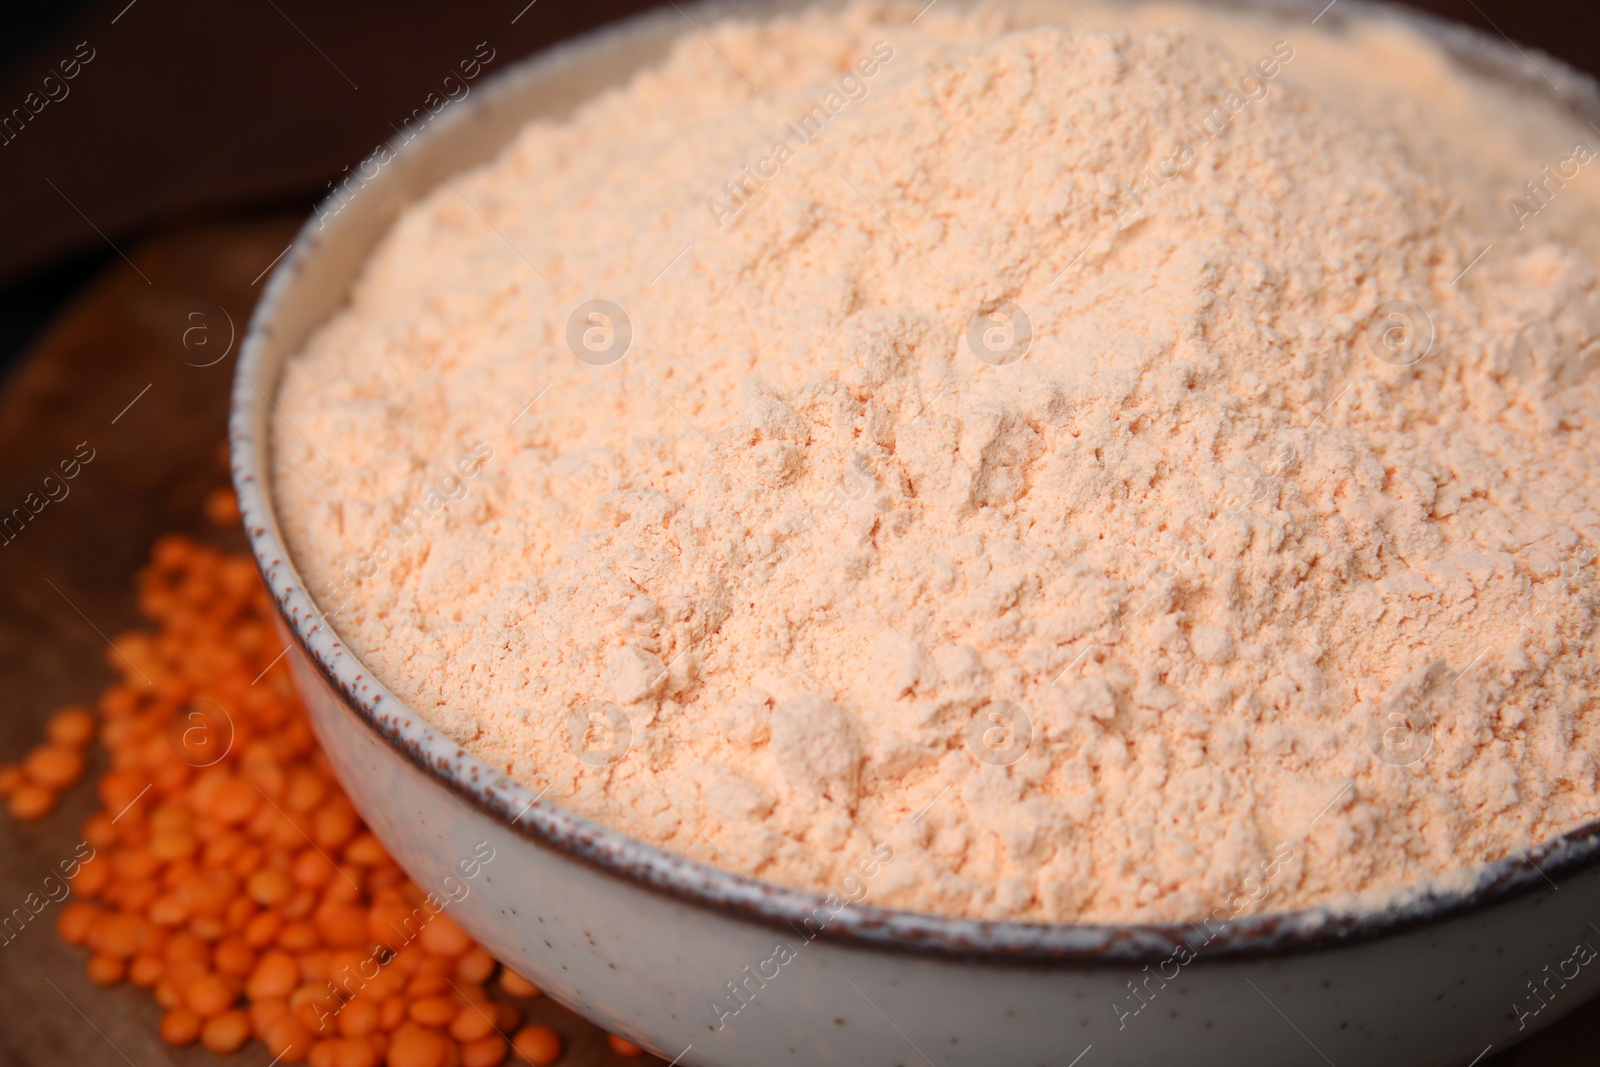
[0,215,1594,1065]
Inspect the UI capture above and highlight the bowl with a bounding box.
[231,1,1600,1063]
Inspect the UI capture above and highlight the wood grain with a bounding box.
[0,216,1593,1066]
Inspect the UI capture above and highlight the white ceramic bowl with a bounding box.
[232,2,1600,1063]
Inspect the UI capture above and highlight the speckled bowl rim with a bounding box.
[232,0,1600,964]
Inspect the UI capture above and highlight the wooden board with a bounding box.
[0,215,1596,1065]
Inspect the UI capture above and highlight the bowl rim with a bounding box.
[230,0,1600,965]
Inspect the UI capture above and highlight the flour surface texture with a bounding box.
[274,0,1600,922]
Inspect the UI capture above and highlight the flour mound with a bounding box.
[274,0,1600,923]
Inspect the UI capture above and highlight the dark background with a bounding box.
[1,0,1599,384]
[0,0,681,378]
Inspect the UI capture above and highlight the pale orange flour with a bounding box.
[273,0,1600,922]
